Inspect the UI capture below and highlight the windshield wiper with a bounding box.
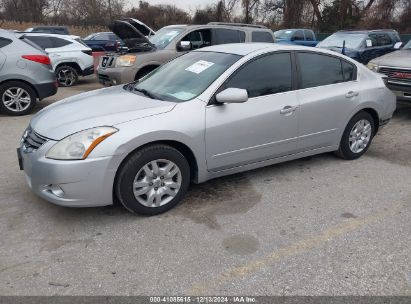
[134,87,163,100]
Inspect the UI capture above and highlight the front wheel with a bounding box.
[115,145,191,215]
[335,111,375,160]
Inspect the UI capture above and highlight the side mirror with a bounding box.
[216,88,248,104]
[394,42,403,49]
[177,41,192,52]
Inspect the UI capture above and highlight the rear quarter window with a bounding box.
[214,29,245,44]
[251,31,274,43]
[0,37,12,48]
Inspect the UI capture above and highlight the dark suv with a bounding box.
[317,30,402,64]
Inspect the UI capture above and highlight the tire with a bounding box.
[0,81,36,116]
[115,144,191,215]
[56,65,79,87]
[335,111,375,160]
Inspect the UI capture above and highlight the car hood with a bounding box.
[370,50,411,68]
[30,86,176,140]
[109,18,155,50]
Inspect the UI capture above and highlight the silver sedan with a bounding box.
[18,43,396,215]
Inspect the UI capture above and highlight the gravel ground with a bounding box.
[0,76,410,296]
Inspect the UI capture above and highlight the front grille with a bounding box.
[21,127,47,152]
[101,56,115,68]
[378,67,411,84]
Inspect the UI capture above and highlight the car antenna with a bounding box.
[342,40,346,55]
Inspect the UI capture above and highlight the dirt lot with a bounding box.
[0,76,410,296]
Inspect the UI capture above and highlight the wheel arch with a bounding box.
[359,107,380,135]
[55,61,82,74]
[114,140,199,189]
[0,79,39,99]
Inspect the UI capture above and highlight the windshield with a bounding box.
[130,51,241,102]
[274,29,294,39]
[318,33,365,49]
[404,40,411,49]
[149,27,184,49]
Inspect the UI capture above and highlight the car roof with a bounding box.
[337,29,397,34]
[22,32,80,40]
[194,43,321,56]
[31,26,68,29]
[162,24,271,31]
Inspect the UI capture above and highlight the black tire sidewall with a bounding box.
[116,145,190,216]
[56,65,78,87]
[339,111,375,160]
[0,81,36,116]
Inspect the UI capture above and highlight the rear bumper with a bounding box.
[33,81,58,100]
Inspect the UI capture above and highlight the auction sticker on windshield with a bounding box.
[185,60,214,74]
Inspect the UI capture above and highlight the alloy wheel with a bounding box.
[57,68,76,86]
[2,87,31,112]
[349,119,372,154]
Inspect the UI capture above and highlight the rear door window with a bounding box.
[304,30,315,41]
[252,31,274,43]
[297,52,344,88]
[213,29,245,44]
[0,37,12,48]
[342,60,357,81]
[25,36,72,49]
[292,30,305,41]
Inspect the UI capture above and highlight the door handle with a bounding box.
[280,105,298,115]
[345,91,359,98]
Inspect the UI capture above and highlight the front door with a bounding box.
[205,52,299,171]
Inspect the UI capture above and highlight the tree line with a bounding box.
[1,0,410,32]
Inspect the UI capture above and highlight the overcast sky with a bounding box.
[127,0,218,12]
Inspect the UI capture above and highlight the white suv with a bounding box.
[23,33,94,87]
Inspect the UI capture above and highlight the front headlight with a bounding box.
[116,55,136,67]
[367,62,379,72]
[46,126,118,160]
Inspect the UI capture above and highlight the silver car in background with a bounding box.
[0,29,57,116]
[19,44,396,215]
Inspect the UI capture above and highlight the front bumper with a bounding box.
[97,66,136,86]
[386,81,411,101]
[19,140,119,207]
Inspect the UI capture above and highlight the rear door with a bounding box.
[296,51,359,151]
[361,33,394,63]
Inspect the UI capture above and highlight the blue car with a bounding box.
[83,32,122,52]
[317,30,402,64]
[274,29,318,47]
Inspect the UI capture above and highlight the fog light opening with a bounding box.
[45,184,65,198]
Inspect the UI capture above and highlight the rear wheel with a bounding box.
[0,81,36,116]
[115,145,190,215]
[56,65,79,87]
[335,111,375,160]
